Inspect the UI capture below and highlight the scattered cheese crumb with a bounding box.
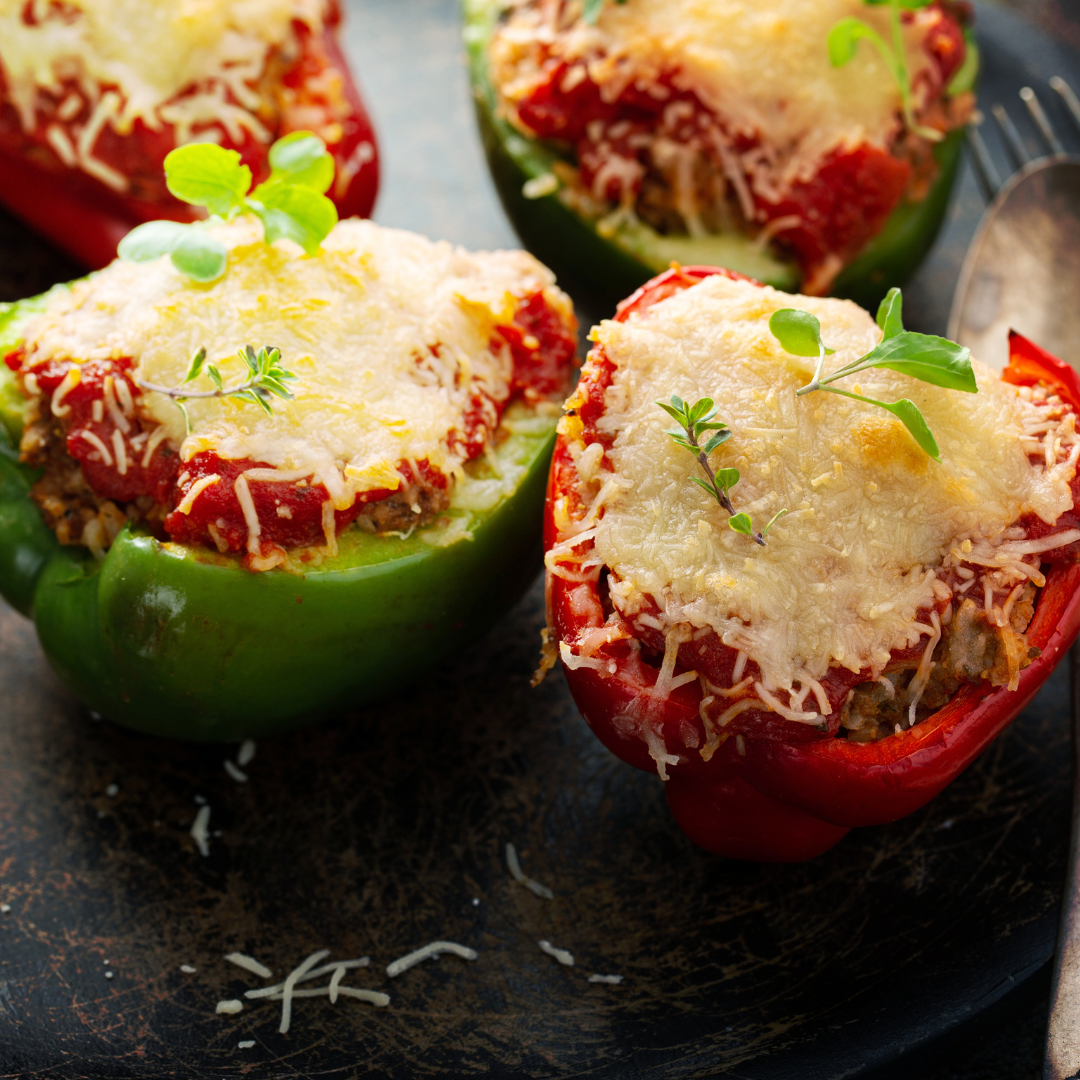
[238,1041,256,1049]
[278,949,330,1034]
[245,957,368,999]
[194,794,207,805]
[237,740,257,767]
[216,999,244,1015]
[538,940,574,967]
[0,904,10,914]
[505,842,555,899]
[224,760,248,783]
[180,965,196,974]
[105,971,114,980]
[225,952,273,979]
[386,941,479,978]
[190,805,211,857]
[105,783,119,797]
[588,974,623,984]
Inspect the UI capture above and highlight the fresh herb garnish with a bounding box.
[583,0,626,25]
[137,344,297,433]
[828,0,943,142]
[118,131,338,283]
[769,288,975,462]
[657,395,788,546]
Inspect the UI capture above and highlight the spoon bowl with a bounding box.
[948,156,1080,371]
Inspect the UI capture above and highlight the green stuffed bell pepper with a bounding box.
[0,206,577,741]
[465,0,978,309]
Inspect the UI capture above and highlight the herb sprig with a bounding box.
[828,0,942,142]
[118,132,338,283]
[137,344,297,433]
[769,288,975,462]
[583,0,626,25]
[657,395,788,546]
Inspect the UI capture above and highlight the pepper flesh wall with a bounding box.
[543,266,1080,862]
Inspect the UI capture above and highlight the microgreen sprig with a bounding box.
[137,344,297,434]
[583,0,626,25]
[118,131,339,283]
[657,395,788,546]
[828,0,943,142]
[769,288,975,462]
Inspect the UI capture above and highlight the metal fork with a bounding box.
[948,79,1080,374]
[947,77,1080,1080]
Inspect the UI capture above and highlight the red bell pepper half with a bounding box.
[545,266,1080,862]
[0,1,378,270]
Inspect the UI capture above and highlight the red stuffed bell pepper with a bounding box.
[542,265,1080,862]
[0,0,378,269]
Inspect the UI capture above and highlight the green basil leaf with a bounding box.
[164,144,251,217]
[268,131,335,194]
[169,231,228,282]
[118,220,193,263]
[656,399,687,424]
[828,17,878,66]
[583,0,606,23]
[207,365,223,391]
[728,513,755,536]
[715,467,740,491]
[878,398,941,462]
[875,287,904,339]
[769,309,835,358]
[867,332,977,392]
[688,397,715,426]
[249,183,338,253]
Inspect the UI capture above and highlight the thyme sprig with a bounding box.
[137,344,297,433]
[657,395,788,546]
[828,0,943,142]
[769,288,975,462]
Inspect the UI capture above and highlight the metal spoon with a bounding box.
[948,83,1080,373]
[948,82,1080,1080]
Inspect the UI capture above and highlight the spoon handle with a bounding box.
[1045,640,1080,1080]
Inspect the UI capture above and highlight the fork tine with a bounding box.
[992,103,1032,169]
[1020,87,1065,155]
[1050,76,1080,134]
[965,115,1001,202]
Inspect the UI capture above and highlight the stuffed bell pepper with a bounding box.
[541,265,1080,862]
[0,0,379,269]
[0,138,577,742]
[466,0,977,307]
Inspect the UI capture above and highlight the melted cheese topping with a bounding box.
[492,0,938,186]
[0,0,323,135]
[586,276,1075,691]
[20,218,567,509]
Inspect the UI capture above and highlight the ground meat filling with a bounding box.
[490,0,974,293]
[5,287,576,566]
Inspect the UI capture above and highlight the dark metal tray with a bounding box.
[2,2,1079,1076]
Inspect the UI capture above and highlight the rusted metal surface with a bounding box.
[0,585,1073,1078]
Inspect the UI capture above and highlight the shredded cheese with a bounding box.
[20,218,570,511]
[492,0,939,193]
[582,275,1079,695]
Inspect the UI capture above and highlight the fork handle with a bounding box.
[1044,640,1080,1080]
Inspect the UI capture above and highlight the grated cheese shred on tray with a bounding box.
[571,275,1079,696]
[17,218,570,514]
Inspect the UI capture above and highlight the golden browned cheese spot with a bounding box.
[852,414,929,476]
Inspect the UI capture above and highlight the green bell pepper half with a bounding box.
[464,0,976,310]
[0,291,558,741]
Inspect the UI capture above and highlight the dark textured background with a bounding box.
[2,1,1080,1077]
